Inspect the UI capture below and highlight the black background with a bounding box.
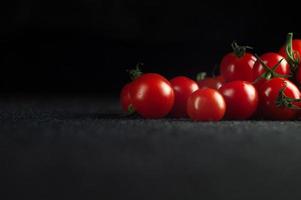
[2,0,301,93]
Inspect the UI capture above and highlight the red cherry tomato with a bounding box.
[252,52,290,89]
[187,88,226,121]
[198,75,224,90]
[258,78,301,120]
[170,76,199,117]
[220,42,256,82]
[120,83,133,113]
[279,33,301,84]
[130,73,175,118]
[279,39,301,59]
[219,81,258,120]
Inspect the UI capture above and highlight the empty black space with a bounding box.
[1,0,301,93]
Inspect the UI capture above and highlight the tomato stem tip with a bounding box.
[196,72,207,81]
[127,62,144,80]
[231,41,252,58]
[285,32,300,72]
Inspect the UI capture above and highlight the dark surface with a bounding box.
[2,95,301,199]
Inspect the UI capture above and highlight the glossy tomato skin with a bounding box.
[187,88,226,121]
[198,75,224,90]
[259,78,300,120]
[219,81,258,120]
[120,83,132,112]
[279,39,301,58]
[220,53,256,82]
[170,76,199,117]
[252,53,290,88]
[130,73,175,118]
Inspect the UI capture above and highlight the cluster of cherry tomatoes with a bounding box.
[120,33,301,121]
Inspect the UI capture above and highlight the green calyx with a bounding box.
[128,63,144,80]
[127,104,135,115]
[231,41,252,58]
[253,54,290,84]
[285,32,300,72]
[196,72,207,81]
[276,82,301,109]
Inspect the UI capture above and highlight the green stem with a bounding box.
[285,32,300,72]
[128,63,144,80]
[276,83,301,110]
[252,55,290,84]
[196,72,207,81]
[231,41,252,58]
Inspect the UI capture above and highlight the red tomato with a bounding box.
[187,88,226,121]
[279,33,301,84]
[258,78,301,120]
[252,52,290,89]
[279,39,301,59]
[170,76,199,117]
[130,73,175,118]
[120,83,133,113]
[220,42,256,82]
[219,81,258,120]
[198,75,224,90]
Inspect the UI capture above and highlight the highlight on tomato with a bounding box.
[253,53,291,89]
[187,88,226,121]
[258,77,301,120]
[220,41,256,82]
[120,63,175,118]
[130,72,175,118]
[219,81,258,120]
[252,52,291,89]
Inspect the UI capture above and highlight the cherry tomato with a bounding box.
[252,52,290,89]
[187,88,226,121]
[170,76,199,117]
[258,77,301,120]
[198,75,224,90]
[279,33,301,84]
[130,73,175,118]
[220,42,256,82]
[120,83,133,113]
[219,81,258,120]
[279,39,301,59]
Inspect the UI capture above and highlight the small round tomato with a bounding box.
[279,33,301,84]
[220,42,256,82]
[252,52,290,89]
[187,88,226,121]
[197,75,224,90]
[219,81,258,120]
[130,73,175,118]
[259,77,301,120]
[120,83,133,113]
[170,76,199,117]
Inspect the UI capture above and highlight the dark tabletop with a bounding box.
[1,95,301,200]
